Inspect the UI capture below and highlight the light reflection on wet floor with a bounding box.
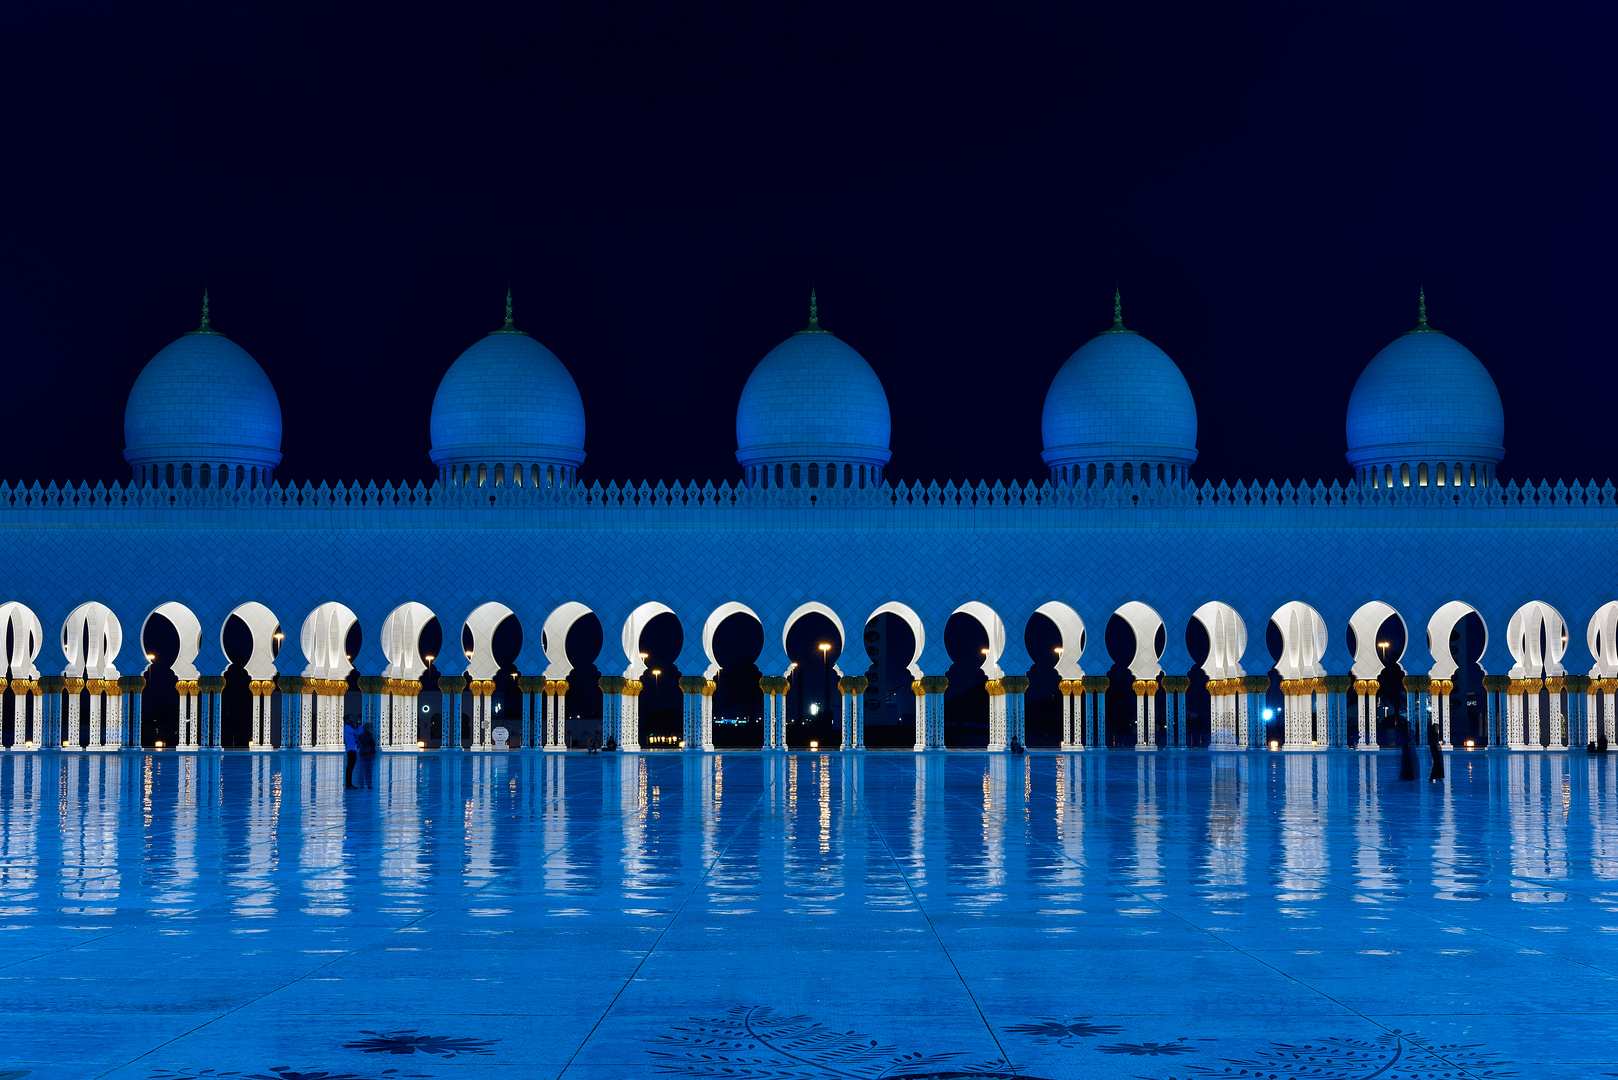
[3,749,1616,1079]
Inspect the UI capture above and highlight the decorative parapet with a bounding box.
[2,475,1616,522]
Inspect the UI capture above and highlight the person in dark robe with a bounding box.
[1427,719,1444,781]
[1398,715,1418,781]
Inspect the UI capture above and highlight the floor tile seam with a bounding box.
[557,790,768,1075]
[83,797,633,1079]
[853,783,1016,1072]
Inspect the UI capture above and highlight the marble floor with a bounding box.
[1,748,1613,1079]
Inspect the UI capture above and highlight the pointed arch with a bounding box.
[1588,601,1618,678]
[0,602,44,679]
[300,601,358,680]
[1191,601,1247,679]
[1348,601,1402,678]
[783,602,849,675]
[1506,600,1568,678]
[1034,601,1086,679]
[1113,600,1165,680]
[621,601,675,678]
[143,602,199,679]
[703,602,761,678]
[541,601,593,679]
[225,601,282,680]
[1270,601,1327,680]
[1426,601,1485,680]
[951,601,1008,678]
[381,602,436,679]
[464,601,517,681]
[866,601,925,678]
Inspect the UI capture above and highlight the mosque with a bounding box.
[1,288,1614,759]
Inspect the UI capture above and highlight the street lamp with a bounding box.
[1377,640,1390,662]
[651,668,661,695]
[819,643,832,725]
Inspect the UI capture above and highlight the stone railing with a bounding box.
[0,475,1614,516]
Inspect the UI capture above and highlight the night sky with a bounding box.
[2,2,1613,489]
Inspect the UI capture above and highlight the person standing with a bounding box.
[344,716,360,789]
[358,721,378,788]
[1428,719,1445,781]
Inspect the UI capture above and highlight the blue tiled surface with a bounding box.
[1346,330,1506,469]
[123,331,283,471]
[1041,330,1198,471]
[429,329,587,470]
[735,331,892,469]
[3,749,1613,1078]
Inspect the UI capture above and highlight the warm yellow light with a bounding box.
[809,740,819,750]
[417,740,425,748]
[1269,740,1279,750]
[155,740,164,749]
[819,643,830,653]
[424,654,435,664]
[1465,739,1475,748]
[652,669,661,676]
[981,648,990,656]
[1377,641,1390,649]
[640,652,649,660]
[1054,646,1063,656]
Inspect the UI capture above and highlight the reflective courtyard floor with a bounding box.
[3,749,1614,1079]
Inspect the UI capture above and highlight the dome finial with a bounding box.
[188,288,219,335]
[1100,287,1135,335]
[1408,287,1438,334]
[489,287,527,335]
[797,287,830,334]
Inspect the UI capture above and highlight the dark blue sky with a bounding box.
[2,1,1612,487]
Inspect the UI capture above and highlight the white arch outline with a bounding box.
[1348,601,1403,679]
[1112,600,1165,680]
[621,601,675,678]
[1270,600,1327,680]
[865,602,926,678]
[224,601,282,680]
[951,601,1008,678]
[541,601,594,679]
[143,602,199,679]
[1588,601,1618,679]
[0,601,44,679]
[1034,601,1086,679]
[703,602,761,679]
[783,601,850,676]
[1426,601,1485,680]
[464,601,517,681]
[1192,601,1247,679]
[300,601,359,680]
[1506,600,1568,678]
[381,602,436,679]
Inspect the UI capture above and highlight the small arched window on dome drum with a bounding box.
[791,463,801,488]
[1400,463,1410,487]
[200,463,211,489]
[1417,463,1428,487]
[808,463,819,488]
[1470,464,1478,487]
[494,464,505,487]
[477,464,487,487]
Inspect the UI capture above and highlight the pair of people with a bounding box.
[344,716,377,789]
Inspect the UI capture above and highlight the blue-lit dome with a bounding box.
[429,298,586,488]
[735,296,891,489]
[1041,299,1198,485]
[1346,299,1504,488]
[123,300,283,487]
